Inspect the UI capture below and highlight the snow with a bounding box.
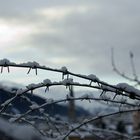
[16,89,24,95]
[20,61,40,68]
[0,59,140,140]
[116,83,140,96]
[53,81,59,84]
[100,94,111,100]
[87,74,99,82]
[30,104,39,110]
[27,83,38,89]
[120,98,127,103]
[9,114,21,123]
[0,58,15,65]
[61,66,67,72]
[1,98,14,107]
[43,79,52,85]
[0,118,44,140]
[39,108,45,113]
[0,85,14,93]
[62,78,73,85]
[45,98,54,104]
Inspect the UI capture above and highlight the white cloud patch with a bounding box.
[0,20,33,47]
[36,5,95,20]
[0,0,140,85]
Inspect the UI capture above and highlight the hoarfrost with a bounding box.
[61,66,67,72]
[30,104,39,110]
[20,61,40,68]
[46,98,54,104]
[116,83,140,96]
[62,78,73,85]
[88,74,99,82]
[0,59,15,65]
[43,79,52,85]
[27,83,37,89]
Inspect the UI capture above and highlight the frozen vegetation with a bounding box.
[0,58,140,140]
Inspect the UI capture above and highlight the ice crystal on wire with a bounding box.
[0,59,15,65]
[27,84,37,89]
[116,83,140,96]
[30,104,39,110]
[61,66,67,73]
[43,79,52,85]
[62,78,73,85]
[87,74,99,82]
[21,61,40,68]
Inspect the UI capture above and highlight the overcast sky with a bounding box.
[0,0,140,87]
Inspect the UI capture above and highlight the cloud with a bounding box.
[0,0,140,84]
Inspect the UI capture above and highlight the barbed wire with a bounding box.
[0,59,140,139]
